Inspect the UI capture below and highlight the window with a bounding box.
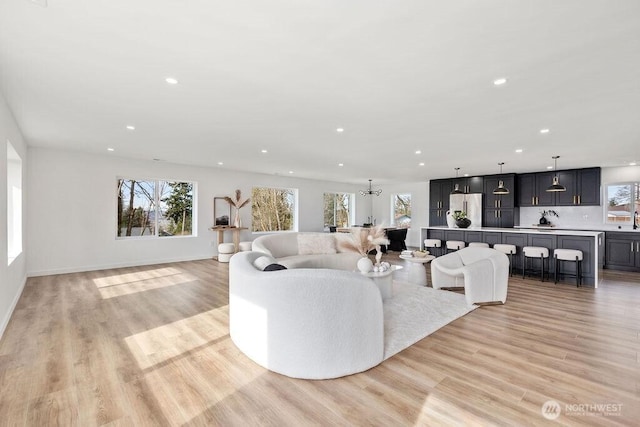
[605,183,639,225]
[392,193,411,228]
[251,187,297,232]
[323,192,353,229]
[117,178,194,238]
[7,141,22,265]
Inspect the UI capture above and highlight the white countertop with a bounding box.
[422,226,604,237]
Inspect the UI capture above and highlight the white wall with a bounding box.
[27,147,365,276]
[0,92,28,339]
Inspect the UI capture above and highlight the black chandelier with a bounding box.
[360,179,382,196]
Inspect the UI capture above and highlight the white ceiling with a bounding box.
[1,0,639,184]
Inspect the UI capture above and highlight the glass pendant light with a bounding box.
[546,155,566,192]
[450,167,465,194]
[492,162,510,195]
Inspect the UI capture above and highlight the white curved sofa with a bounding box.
[251,232,361,270]
[229,251,384,379]
[431,247,509,305]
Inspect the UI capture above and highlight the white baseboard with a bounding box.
[27,254,214,277]
[0,274,27,340]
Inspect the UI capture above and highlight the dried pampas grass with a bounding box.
[225,189,250,209]
[338,224,390,257]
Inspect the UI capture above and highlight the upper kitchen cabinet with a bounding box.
[517,168,600,207]
[429,179,451,226]
[484,174,516,209]
[451,176,484,194]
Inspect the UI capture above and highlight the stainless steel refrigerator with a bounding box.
[449,193,483,228]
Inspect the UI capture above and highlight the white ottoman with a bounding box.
[238,241,253,252]
[218,242,236,263]
[468,242,489,248]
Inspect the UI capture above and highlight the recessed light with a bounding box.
[415,150,422,155]
[288,171,294,174]
[493,77,507,86]
[217,162,223,166]
[165,77,178,85]
[464,173,469,177]
[515,149,523,153]
[107,148,115,152]
[630,162,637,166]
[153,158,163,162]
[261,149,268,153]
[419,162,425,166]
[547,165,553,169]
[126,125,135,131]
[540,128,550,134]
[338,163,344,167]
[336,128,344,133]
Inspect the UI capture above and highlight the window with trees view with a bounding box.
[252,187,297,232]
[324,192,353,228]
[606,183,639,225]
[117,178,194,238]
[392,193,411,228]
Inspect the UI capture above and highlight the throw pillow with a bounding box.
[263,263,287,271]
[298,233,337,255]
[253,255,278,271]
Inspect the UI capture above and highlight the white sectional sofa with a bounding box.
[251,232,362,270]
[229,251,384,379]
[431,247,509,305]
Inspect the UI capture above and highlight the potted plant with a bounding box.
[452,211,471,228]
[539,209,559,225]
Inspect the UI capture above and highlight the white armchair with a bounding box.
[431,247,509,305]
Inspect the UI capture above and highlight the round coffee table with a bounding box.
[399,254,435,286]
[361,265,403,299]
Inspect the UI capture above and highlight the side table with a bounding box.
[399,254,435,286]
[361,265,403,299]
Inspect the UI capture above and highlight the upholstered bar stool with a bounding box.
[493,244,517,276]
[218,242,236,263]
[468,242,489,248]
[446,240,465,253]
[522,246,549,282]
[424,239,442,257]
[554,249,583,287]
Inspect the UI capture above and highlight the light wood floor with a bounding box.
[1,255,639,426]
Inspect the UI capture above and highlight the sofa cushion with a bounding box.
[298,233,337,255]
[253,255,278,271]
[264,263,287,271]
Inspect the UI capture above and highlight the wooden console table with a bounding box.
[209,226,248,253]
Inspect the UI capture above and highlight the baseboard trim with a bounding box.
[27,254,214,277]
[0,274,27,340]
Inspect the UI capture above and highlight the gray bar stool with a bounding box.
[424,239,442,257]
[522,246,549,282]
[554,249,583,287]
[494,244,516,276]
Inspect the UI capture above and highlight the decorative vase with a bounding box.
[234,209,241,228]
[446,210,456,228]
[357,257,373,273]
[539,216,549,225]
[455,218,471,229]
[375,245,383,266]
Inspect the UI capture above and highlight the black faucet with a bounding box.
[634,211,638,230]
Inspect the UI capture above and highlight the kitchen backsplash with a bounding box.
[519,206,635,231]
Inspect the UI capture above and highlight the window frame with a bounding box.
[391,193,412,229]
[604,182,639,225]
[251,186,298,233]
[116,177,196,239]
[323,191,354,229]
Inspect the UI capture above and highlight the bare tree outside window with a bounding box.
[393,193,412,228]
[606,183,640,224]
[324,192,352,228]
[251,187,296,232]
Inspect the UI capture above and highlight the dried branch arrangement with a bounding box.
[224,189,250,209]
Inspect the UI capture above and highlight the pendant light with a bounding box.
[492,162,510,195]
[450,167,465,194]
[546,155,566,192]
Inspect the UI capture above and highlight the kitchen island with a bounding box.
[421,226,604,287]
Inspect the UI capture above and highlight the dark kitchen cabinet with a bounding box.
[556,235,595,283]
[605,232,640,271]
[483,174,517,227]
[429,179,451,226]
[484,208,516,228]
[502,233,528,271]
[482,232,502,246]
[577,168,601,206]
[518,172,556,207]
[517,168,600,207]
[451,176,484,194]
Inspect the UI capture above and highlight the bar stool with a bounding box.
[522,246,549,282]
[424,239,442,257]
[218,243,235,263]
[446,240,465,253]
[554,249,583,287]
[468,242,489,248]
[493,244,517,276]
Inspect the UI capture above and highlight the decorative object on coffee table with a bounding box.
[340,224,390,268]
[225,189,250,228]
